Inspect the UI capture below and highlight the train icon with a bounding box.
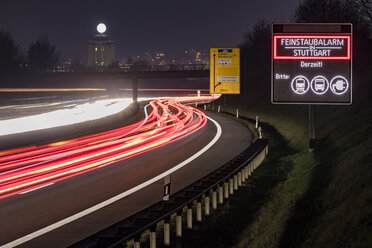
[291,76,310,94]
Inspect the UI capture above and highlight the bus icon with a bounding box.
[314,79,325,91]
[311,76,329,95]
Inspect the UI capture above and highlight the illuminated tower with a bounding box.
[88,23,116,67]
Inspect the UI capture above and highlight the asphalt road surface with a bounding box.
[0,111,252,248]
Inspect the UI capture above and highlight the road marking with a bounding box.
[19,183,54,195]
[1,115,222,248]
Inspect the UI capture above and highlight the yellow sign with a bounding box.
[210,48,240,94]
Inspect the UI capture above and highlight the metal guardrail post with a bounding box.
[255,157,258,169]
[238,172,242,186]
[134,238,140,248]
[205,194,210,216]
[229,178,234,195]
[150,228,156,248]
[164,219,170,246]
[176,213,182,237]
[196,201,202,222]
[218,185,224,204]
[224,181,229,199]
[187,206,193,229]
[233,175,238,190]
[212,190,217,210]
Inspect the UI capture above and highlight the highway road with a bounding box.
[0,99,252,248]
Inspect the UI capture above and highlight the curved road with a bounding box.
[0,110,252,248]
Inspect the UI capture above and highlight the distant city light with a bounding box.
[97,23,107,34]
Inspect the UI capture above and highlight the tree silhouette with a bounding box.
[239,19,271,102]
[0,30,21,73]
[295,0,372,99]
[358,0,372,27]
[295,0,371,36]
[27,35,59,70]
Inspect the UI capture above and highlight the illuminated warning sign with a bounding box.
[210,48,240,94]
[274,35,351,60]
[272,23,352,105]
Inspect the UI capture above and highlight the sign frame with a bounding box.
[210,48,240,94]
[271,23,353,105]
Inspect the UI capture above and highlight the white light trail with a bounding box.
[0,94,219,137]
[0,98,132,136]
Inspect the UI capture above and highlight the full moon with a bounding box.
[97,23,106,34]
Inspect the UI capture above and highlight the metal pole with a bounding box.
[132,77,138,102]
[309,104,316,152]
[212,94,215,110]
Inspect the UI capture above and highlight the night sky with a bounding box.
[0,0,299,62]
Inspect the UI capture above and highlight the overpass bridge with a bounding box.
[0,64,210,101]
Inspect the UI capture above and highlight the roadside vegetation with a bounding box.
[181,0,372,247]
[0,31,59,76]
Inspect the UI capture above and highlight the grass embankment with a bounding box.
[179,95,372,247]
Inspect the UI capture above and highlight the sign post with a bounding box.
[272,23,352,150]
[210,48,240,94]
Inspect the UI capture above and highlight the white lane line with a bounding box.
[1,115,222,248]
[19,183,54,195]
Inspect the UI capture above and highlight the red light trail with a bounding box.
[0,98,212,199]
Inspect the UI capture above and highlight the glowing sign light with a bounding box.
[271,23,352,105]
[273,35,351,60]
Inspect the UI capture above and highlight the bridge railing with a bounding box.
[66,64,210,73]
[120,64,209,72]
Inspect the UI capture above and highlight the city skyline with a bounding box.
[0,0,299,61]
